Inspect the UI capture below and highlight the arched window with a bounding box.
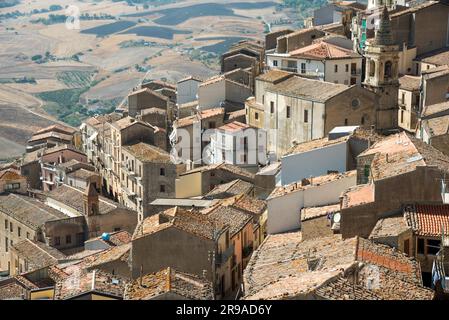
[369,60,375,77]
[384,61,393,79]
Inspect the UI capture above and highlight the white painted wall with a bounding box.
[177,79,201,105]
[281,141,348,185]
[267,172,356,234]
[264,90,326,157]
[324,58,362,85]
[198,79,226,109]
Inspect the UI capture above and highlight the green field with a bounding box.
[57,71,95,88]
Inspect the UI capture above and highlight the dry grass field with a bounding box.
[0,0,295,160]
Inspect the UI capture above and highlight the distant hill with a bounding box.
[0,0,20,8]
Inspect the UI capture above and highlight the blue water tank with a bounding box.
[101,233,111,241]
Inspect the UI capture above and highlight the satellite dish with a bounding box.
[333,213,341,223]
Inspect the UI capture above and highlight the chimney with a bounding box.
[385,153,389,163]
[83,182,99,216]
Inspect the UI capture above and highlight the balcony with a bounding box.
[216,244,234,265]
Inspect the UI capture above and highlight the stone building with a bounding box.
[0,193,81,274]
[39,145,88,192]
[128,87,175,120]
[369,203,449,275]
[363,6,400,133]
[266,40,363,85]
[170,108,225,169]
[130,207,233,299]
[26,124,78,153]
[0,170,27,195]
[209,121,267,171]
[124,267,214,300]
[340,132,449,239]
[202,203,253,294]
[398,75,421,132]
[120,142,180,221]
[250,71,377,157]
[242,233,433,300]
[175,163,255,198]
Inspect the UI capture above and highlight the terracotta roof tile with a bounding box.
[124,267,213,300]
[404,204,449,237]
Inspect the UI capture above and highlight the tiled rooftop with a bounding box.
[399,75,421,91]
[54,269,128,300]
[416,47,449,66]
[243,234,429,300]
[45,184,121,216]
[123,142,172,163]
[0,193,68,229]
[217,121,250,132]
[176,108,224,128]
[12,239,66,271]
[203,205,252,237]
[180,163,255,180]
[285,127,379,156]
[360,132,449,181]
[133,207,226,241]
[422,101,449,118]
[290,41,360,60]
[243,234,357,300]
[301,203,340,222]
[341,184,374,209]
[124,267,213,300]
[35,124,76,135]
[269,170,356,199]
[204,179,254,199]
[66,168,98,180]
[425,115,449,137]
[0,170,24,181]
[369,214,410,239]
[404,204,449,237]
[256,69,294,83]
[28,132,73,144]
[267,76,350,103]
[84,243,131,270]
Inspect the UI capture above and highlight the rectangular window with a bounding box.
[255,112,259,120]
[18,227,21,237]
[4,219,7,230]
[9,222,12,233]
[345,64,349,72]
[160,168,166,176]
[209,122,216,129]
[262,95,265,104]
[66,235,72,244]
[270,101,274,113]
[402,92,405,104]
[301,63,306,74]
[417,238,425,254]
[54,236,61,246]
[160,185,166,193]
[273,60,278,67]
[304,110,309,123]
[344,119,348,126]
[286,106,291,119]
[334,65,338,73]
[5,237,8,253]
[26,232,30,240]
[427,239,441,255]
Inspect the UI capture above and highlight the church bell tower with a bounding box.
[363,6,400,132]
